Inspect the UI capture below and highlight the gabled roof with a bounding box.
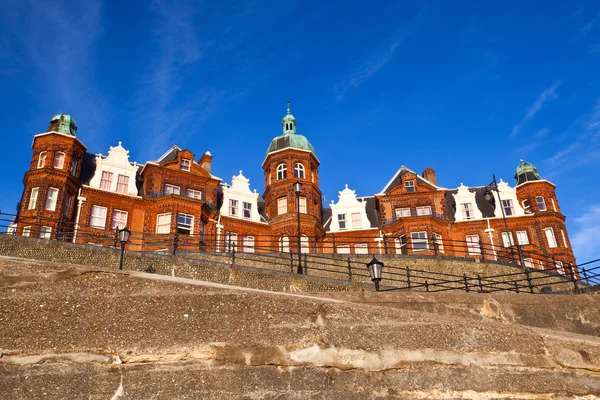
[378,165,445,195]
[155,145,181,164]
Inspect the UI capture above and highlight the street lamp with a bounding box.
[293,180,303,274]
[118,227,131,270]
[366,257,384,291]
[484,174,517,266]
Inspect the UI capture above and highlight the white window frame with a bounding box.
[276,163,287,180]
[433,233,444,253]
[561,229,568,248]
[550,198,557,212]
[395,235,407,255]
[243,236,255,253]
[63,195,71,217]
[395,208,411,218]
[70,158,78,176]
[229,199,238,216]
[294,163,305,179]
[40,226,52,240]
[22,226,31,237]
[351,212,362,229]
[416,206,432,216]
[405,180,415,193]
[199,220,206,241]
[300,234,309,253]
[116,175,129,193]
[279,235,289,253]
[28,187,39,210]
[90,205,108,228]
[111,209,128,230]
[536,196,547,211]
[243,202,252,219]
[45,188,59,211]
[461,203,474,220]
[466,234,481,255]
[100,171,113,190]
[37,151,47,169]
[501,232,514,247]
[187,189,202,199]
[225,232,238,252]
[180,159,190,172]
[164,184,180,195]
[337,245,350,254]
[53,152,65,169]
[523,258,534,269]
[355,243,369,254]
[411,231,428,251]
[299,196,307,213]
[501,199,514,216]
[177,213,194,235]
[277,197,287,215]
[516,230,529,245]
[338,213,347,230]
[522,199,531,211]
[555,260,565,275]
[544,227,557,248]
[156,213,172,234]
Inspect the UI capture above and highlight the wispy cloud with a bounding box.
[570,205,600,262]
[511,82,560,136]
[513,128,550,156]
[334,11,424,100]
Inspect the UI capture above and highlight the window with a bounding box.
[411,231,428,251]
[243,202,252,219]
[37,151,47,168]
[28,187,39,210]
[351,212,362,229]
[294,163,305,179]
[70,158,78,176]
[276,163,287,180]
[90,205,107,228]
[53,152,65,169]
[63,195,71,217]
[466,234,481,255]
[242,236,255,253]
[544,227,557,248]
[116,175,129,193]
[40,226,52,240]
[225,232,238,252]
[516,231,529,245]
[355,243,369,254]
[523,258,534,269]
[277,197,287,215]
[187,189,202,199]
[338,213,347,230]
[416,206,432,216]
[45,188,59,211]
[156,213,171,234]
[22,226,31,237]
[100,171,113,190]
[501,199,514,216]
[279,235,289,252]
[561,229,568,248]
[300,235,309,253]
[522,199,531,211]
[268,174,272,185]
[229,199,238,216]
[461,203,474,220]
[433,233,444,253]
[501,232,514,247]
[177,213,194,235]
[550,198,556,212]
[555,261,565,275]
[536,196,547,211]
[164,184,180,195]
[111,210,128,230]
[395,208,411,218]
[199,220,206,241]
[405,180,415,193]
[299,197,306,213]
[337,245,350,254]
[395,236,407,254]
[180,159,190,171]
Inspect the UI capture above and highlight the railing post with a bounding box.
[55,218,62,240]
[231,246,236,267]
[479,240,485,261]
[477,274,484,292]
[432,236,438,256]
[173,232,179,256]
[425,280,429,292]
[582,268,589,285]
[347,257,352,281]
[114,228,119,248]
[332,234,336,254]
[525,269,534,293]
[568,264,579,292]
[289,252,293,274]
[303,253,308,275]
[514,281,520,293]
[463,274,469,292]
[383,235,388,254]
[406,266,411,289]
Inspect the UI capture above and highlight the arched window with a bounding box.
[276,163,287,180]
[279,235,289,253]
[294,163,305,179]
[300,234,309,253]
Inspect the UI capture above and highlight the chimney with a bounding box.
[199,151,213,174]
[422,167,437,186]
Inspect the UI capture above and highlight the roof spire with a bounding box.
[287,100,291,115]
[281,100,297,135]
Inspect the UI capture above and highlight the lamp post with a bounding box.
[366,257,384,291]
[484,174,517,266]
[293,180,303,274]
[118,227,131,270]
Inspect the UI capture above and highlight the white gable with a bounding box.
[220,171,262,223]
[329,185,373,232]
[453,183,483,222]
[492,180,526,218]
[89,142,139,196]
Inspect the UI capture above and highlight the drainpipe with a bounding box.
[215,215,223,252]
[72,188,87,243]
[484,218,497,261]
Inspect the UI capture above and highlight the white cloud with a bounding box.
[571,205,600,263]
[511,82,560,136]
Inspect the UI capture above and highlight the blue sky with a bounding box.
[1,1,599,262]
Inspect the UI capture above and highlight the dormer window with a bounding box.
[294,163,305,179]
[53,152,65,169]
[37,151,47,169]
[501,199,514,216]
[536,196,547,211]
[180,159,190,171]
[229,199,238,216]
[276,163,287,180]
[164,184,180,195]
[100,171,113,190]
[522,199,531,212]
[405,180,415,193]
[338,214,347,230]
[461,203,474,220]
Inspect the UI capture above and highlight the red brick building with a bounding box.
[14,108,576,270]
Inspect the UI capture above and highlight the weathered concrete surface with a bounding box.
[1,257,599,399]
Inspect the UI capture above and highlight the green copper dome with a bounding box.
[50,114,77,136]
[514,160,541,185]
[266,102,316,156]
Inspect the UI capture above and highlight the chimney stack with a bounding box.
[422,167,437,186]
[199,151,213,174]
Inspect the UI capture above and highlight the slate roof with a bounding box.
[445,186,497,221]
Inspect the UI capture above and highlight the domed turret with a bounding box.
[514,160,542,185]
[266,102,316,155]
[49,114,77,136]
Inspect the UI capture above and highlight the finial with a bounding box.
[118,141,122,146]
[520,159,525,163]
[287,100,291,115]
